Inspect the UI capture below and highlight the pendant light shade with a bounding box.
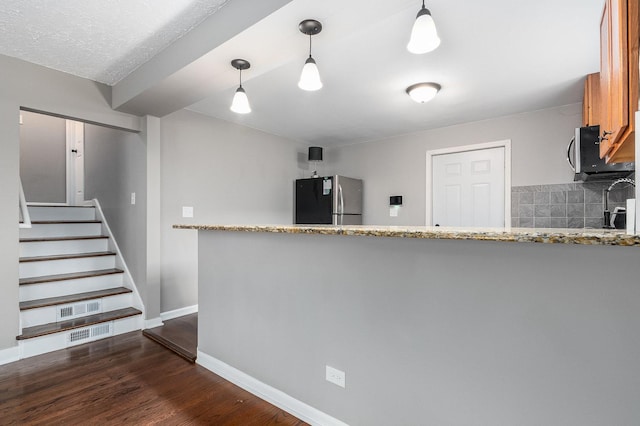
[299,57,322,91]
[231,87,251,114]
[308,146,323,161]
[298,19,323,91]
[407,1,441,54]
[230,59,251,114]
[406,82,441,103]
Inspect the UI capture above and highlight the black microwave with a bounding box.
[567,125,634,181]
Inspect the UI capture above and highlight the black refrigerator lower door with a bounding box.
[295,178,333,224]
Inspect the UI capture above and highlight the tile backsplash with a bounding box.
[512,180,635,229]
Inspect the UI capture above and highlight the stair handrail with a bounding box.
[19,178,31,229]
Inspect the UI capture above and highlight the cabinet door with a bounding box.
[600,0,629,158]
[606,0,638,164]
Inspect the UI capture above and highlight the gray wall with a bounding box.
[325,104,582,225]
[0,54,141,352]
[0,100,20,351]
[84,124,147,305]
[160,109,305,313]
[199,231,640,426]
[20,111,66,203]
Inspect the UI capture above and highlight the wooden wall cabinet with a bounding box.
[598,0,638,163]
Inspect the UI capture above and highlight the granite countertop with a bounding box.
[173,224,640,247]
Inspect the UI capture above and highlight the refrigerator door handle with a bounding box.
[338,184,344,225]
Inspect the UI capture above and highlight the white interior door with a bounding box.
[66,120,85,205]
[428,142,509,227]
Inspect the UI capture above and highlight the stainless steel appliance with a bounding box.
[295,175,363,225]
[567,125,634,181]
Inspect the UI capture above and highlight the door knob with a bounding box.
[71,149,78,153]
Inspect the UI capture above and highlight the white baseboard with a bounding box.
[0,345,21,366]
[160,304,198,321]
[144,317,164,329]
[197,351,348,426]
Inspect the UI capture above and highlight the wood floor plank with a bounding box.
[0,331,307,425]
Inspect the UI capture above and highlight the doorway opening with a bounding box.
[20,110,85,205]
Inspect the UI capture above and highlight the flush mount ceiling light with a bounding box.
[298,19,323,91]
[406,82,441,103]
[230,59,251,114]
[407,0,441,54]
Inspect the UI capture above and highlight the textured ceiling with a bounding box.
[0,0,230,85]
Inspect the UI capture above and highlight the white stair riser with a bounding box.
[102,294,134,312]
[20,223,102,239]
[27,206,96,221]
[21,294,133,328]
[20,238,109,257]
[21,306,56,329]
[20,256,116,279]
[20,274,124,301]
[19,315,142,359]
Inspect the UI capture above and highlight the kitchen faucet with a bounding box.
[603,178,635,228]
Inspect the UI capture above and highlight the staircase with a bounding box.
[17,203,143,359]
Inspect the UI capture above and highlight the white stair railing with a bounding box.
[19,178,31,229]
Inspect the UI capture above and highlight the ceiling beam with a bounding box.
[111,0,294,117]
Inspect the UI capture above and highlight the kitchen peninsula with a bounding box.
[176,224,640,426]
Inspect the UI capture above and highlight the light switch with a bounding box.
[130,192,136,205]
[182,206,194,218]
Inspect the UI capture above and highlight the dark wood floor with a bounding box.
[0,331,307,425]
[143,313,198,362]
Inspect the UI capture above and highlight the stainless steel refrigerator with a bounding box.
[295,175,363,225]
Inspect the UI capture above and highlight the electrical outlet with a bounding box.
[182,206,194,218]
[325,365,345,388]
[130,192,136,205]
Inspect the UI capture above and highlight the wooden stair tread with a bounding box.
[27,204,94,208]
[20,235,109,243]
[20,251,116,263]
[17,307,142,340]
[20,287,132,310]
[143,329,197,363]
[30,220,101,224]
[20,268,124,285]
[142,314,197,363]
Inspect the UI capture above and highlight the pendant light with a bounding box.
[230,59,251,114]
[406,82,441,103]
[407,0,441,54]
[308,146,323,178]
[298,19,323,91]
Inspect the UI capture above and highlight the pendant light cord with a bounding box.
[239,68,243,88]
[308,34,312,58]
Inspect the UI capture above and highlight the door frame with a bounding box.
[66,120,85,205]
[425,139,512,227]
